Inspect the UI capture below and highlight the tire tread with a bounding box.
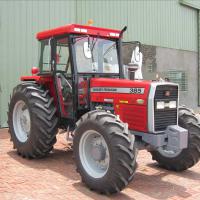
[8,82,58,158]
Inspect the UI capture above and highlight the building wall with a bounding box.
[156,47,198,109]
[77,0,198,51]
[0,0,199,126]
[123,45,198,110]
[0,0,76,127]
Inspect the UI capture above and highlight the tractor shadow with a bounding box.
[7,140,197,200]
[7,148,135,200]
[7,133,79,181]
[147,162,200,181]
[128,171,191,200]
[72,167,192,200]
[7,148,79,181]
[73,182,136,200]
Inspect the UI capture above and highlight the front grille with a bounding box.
[154,85,178,132]
[154,109,177,131]
[155,85,178,100]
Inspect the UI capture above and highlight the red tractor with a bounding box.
[8,24,200,194]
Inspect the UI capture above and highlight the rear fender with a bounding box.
[21,75,59,110]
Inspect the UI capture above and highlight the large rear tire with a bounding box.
[150,106,200,171]
[8,82,58,158]
[73,110,137,194]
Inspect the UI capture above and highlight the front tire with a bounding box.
[150,106,200,171]
[8,82,58,158]
[73,110,137,194]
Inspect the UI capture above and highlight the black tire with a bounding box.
[73,110,137,194]
[8,82,58,158]
[150,106,200,171]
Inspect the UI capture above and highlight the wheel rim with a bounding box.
[79,130,110,178]
[157,147,182,158]
[13,100,31,143]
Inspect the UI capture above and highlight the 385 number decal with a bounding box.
[130,88,144,94]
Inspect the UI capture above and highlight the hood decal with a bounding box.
[91,87,145,94]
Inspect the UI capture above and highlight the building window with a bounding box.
[167,70,188,91]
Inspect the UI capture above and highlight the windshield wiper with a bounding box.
[72,35,90,44]
[91,37,98,52]
[90,37,98,66]
[103,43,116,56]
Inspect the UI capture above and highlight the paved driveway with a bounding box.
[0,128,200,200]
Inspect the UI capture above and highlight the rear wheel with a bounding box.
[74,110,137,194]
[150,106,200,171]
[8,82,58,158]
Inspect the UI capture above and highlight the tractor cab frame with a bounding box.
[29,24,125,129]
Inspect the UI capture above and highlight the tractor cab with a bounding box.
[38,25,122,76]
[30,24,126,125]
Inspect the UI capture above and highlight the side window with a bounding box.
[39,39,51,72]
[56,38,71,75]
[103,42,119,73]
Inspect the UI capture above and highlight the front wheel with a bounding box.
[150,107,200,171]
[73,110,137,194]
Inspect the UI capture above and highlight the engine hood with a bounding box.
[90,78,152,88]
[90,78,152,106]
[90,78,152,132]
[89,78,178,133]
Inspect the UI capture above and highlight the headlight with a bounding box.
[169,101,176,108]
[156,101,165,109]
[156,101,177,109]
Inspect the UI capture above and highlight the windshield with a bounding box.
[74,36,119,74]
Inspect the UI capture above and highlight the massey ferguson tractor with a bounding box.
[8,24,200,194]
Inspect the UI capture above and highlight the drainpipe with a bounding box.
[198,11,200,105]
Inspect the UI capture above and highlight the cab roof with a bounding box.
[36,24,121,40]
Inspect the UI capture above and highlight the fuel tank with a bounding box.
[90,78,152,132]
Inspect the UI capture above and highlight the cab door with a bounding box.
[55,37,73,119]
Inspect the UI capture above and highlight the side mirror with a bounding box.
[127,63,139,80]
[83,42,92,59]
[127,63,139,72]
